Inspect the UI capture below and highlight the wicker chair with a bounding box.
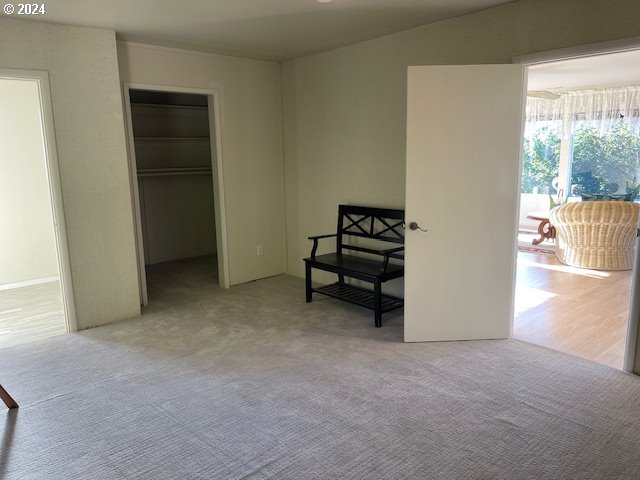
[549,201,640,271]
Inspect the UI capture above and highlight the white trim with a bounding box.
[122,82,231,297]
[207,89,231,289]
[514,37,640,66]
[121,86,149,305]
[0,68,78,333]
[117,40,279,66]
[625,242,640,372]
[278,70,289,275]
[0,276,60,292]
[508,66,530,338]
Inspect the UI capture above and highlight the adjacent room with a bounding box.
[514,50,640,369]
[2,1,640,479]
[0,76,67,349]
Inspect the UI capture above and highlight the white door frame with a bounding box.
[122,82,230,306]
[514,37,640,373]
[513,36,640,66]
[0,68,78,333]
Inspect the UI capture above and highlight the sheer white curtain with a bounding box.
[527,86,640,135]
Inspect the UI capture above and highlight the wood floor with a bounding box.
[0,282,65,350]
[514,251,632,369]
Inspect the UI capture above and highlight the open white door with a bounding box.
[405,65,526,342]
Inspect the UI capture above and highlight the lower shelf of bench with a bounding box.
[312,282,404,313]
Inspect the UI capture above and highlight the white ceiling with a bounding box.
[24,0,516,61]
[528,49,640,92]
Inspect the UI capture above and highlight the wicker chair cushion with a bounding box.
[549,201,640,271]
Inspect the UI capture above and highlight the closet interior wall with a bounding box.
[130,90,217,269]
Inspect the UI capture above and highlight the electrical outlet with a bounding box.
[256,245,263,256]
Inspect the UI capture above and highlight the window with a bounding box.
[522,86,640,214]
[521,120,561,195]
[570,119,640,196]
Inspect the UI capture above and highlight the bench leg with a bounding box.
[305,263,313,303]
[338,274,345,284]
[374,280,382,328]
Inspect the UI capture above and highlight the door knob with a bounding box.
[408,222,428,232]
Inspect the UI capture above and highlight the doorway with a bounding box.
[403,42,640,374]
[513,48,640,369]
[124,85,229,307]
[0,70,76,348]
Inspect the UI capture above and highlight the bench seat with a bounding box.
[304,253,403,282]
[303,205,405,327]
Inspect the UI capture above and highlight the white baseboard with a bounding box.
[0,276,60,291]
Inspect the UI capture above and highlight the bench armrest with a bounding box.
[308,233,337,241]
[308,233,337,258]
[381,246,405,273]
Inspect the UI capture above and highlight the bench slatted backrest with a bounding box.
[337,205,405,254]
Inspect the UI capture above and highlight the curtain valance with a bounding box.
[526,86,640,135]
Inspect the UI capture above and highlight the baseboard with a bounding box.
[0,276,60,291]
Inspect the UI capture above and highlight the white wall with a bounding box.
[282,0,640,279]
[118,42,285,285]
[0,18,140,329]
[0,78,58,286]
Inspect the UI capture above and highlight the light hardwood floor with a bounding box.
[0,282,65,350]
[514,251,632,369]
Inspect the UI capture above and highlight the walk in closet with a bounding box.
[129,89,218,295]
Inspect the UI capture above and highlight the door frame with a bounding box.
[122,82,230,305]
[0,68,78,333]
[514,37,640,373]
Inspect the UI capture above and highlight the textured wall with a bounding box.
[118,42,285,285]
[282,0,640,279]
[0,18,140,329]
[0,78,58,285]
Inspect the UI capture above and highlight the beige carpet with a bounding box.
[1,257,640,479]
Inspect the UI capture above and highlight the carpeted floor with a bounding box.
[1,258,640,479]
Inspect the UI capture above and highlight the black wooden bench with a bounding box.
[303,205,405,327]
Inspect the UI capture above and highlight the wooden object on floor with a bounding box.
[0,384,18,409]
[526,211,556,245]
[304,205,405,327]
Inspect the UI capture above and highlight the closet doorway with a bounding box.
[124,85,229,307]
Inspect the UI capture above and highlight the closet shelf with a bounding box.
[130,102,208,110]
[134,136,210,141]
[137,167,212,177]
